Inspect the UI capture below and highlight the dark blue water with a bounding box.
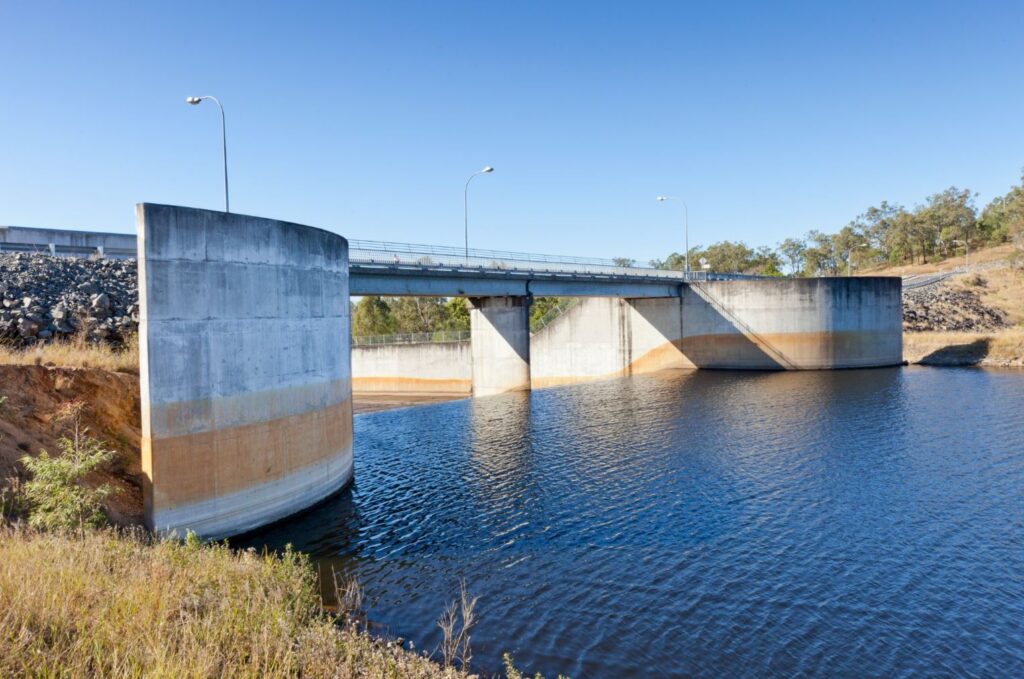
[242,367,1024,677]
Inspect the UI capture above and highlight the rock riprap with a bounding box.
[902,280,1007,332]
[0,253,137,345]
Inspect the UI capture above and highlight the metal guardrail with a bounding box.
[0,227,770,281]
[347,239,759,282]
[352,330,470,346]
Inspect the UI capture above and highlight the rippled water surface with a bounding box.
[242,368,1024,677]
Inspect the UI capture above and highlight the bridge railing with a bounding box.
[352,330,471,346]
[348,239,725,280]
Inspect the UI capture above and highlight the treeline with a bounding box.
[351,295,570,336]
[351,297,470,336]
[351,173,1024,337]
[650,173,1024,276]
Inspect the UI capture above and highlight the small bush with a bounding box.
[19,402,116,532]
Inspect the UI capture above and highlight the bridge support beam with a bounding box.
[469,296,531,396]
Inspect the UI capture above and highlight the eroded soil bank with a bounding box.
[0,365,143,525]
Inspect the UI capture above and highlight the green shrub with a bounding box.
[20,403,116,531]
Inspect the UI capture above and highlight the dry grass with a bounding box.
[859,243,1017,276]
[0,525,469,679]
[950,268,1024,328]
[904,330,1024,367]
[0,334,138,373]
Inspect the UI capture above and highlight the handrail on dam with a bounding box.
[348,239,761,282]
[2,225,769,282]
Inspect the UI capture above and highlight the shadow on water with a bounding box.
[919,337,992,366]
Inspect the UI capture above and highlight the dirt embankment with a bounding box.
[0,365,143,526]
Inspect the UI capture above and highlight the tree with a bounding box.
[612,257,636,268]
[351,296,396,336]
[919,187,977,259]
[441,298,471,331]
[777,238,807,276]
[20,402,116,532]
[802,230,840,276]
[529,297,564,329]
[649,252,686,270]
[700,241,756,273]
[389,297,450,334]
[751,246,784,276]
[980,172,1024,247]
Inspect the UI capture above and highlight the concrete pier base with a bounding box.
[137,204,353,539]
[469,296,531,396]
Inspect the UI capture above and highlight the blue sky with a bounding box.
[1,1,1022,262]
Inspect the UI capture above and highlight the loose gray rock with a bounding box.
[0,253,138,346]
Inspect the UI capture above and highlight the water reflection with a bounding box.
[240,367,1024,678]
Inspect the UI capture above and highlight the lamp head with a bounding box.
[482,166,494,173]
[186,96,202,105]
[657,196,669,202]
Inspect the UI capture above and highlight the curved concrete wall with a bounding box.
[352,341,472,393]
[137,204,352,538]
[682,277,902,369]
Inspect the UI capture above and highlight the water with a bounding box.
[241,367,1024,677]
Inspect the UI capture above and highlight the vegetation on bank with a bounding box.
[651,171,1024,276]
[0,331,138,373]
[0,363,561,678]
[0,526,477,679]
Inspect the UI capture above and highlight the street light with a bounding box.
[657,196,689,274]
[186,95,230,213]
[464,166,494,263]
[847,242,868,276]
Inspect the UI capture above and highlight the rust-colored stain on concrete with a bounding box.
[629,339,697,373]
[681,330,901,369]
[532,329,900,388]
[532,340,696,389]
[146,379,351,439]
[143,397,352,509]
[352,376,472,394]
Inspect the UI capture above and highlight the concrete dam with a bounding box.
[75,205,902,537]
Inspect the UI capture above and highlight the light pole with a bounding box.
[464,166,494,263]
[186,96,230,213]
[847,243,868,276]
[657,196,689,274]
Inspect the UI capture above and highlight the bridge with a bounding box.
[1,223,750,296]
[5,208,904,539]
[347,240,753,297]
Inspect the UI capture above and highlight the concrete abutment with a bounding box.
[138,204,353,539]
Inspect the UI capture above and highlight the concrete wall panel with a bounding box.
[682,278,902,369]
[138,204,352,538]
[530,296,692,388]
[530,297,629,388]
[352,342,472,394]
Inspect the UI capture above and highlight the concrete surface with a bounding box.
[681,278,903,369]
[530,297,693,388]
[470,296,531,396]
[137,204,352,538]
[352,341,472,393]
